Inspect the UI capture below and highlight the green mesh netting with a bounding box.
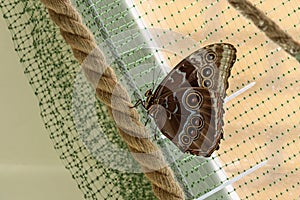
[1,0,300,199]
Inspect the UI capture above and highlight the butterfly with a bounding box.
[136,43,237,157]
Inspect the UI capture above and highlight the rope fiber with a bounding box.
[40,0,185,199]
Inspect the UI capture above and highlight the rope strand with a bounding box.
[40,0,185,199]
[228,0,300,62]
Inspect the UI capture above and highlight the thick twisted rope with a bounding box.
[39,0,185,199]
[228,0,300,62]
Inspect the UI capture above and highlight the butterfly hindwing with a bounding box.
[147,43,237,156]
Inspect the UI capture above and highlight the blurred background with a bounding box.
[0,17,82,200]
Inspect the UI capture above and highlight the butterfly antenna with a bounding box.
[152,62,163,91]
[151,63,157,91]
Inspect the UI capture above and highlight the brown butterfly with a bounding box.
[136,43,237,157]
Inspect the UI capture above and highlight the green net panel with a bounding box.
[1,0,300,199]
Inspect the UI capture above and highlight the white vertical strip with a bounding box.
[124,0,170,75]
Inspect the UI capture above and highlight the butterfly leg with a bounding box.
[130,99,144,108]
[144,117,150,126]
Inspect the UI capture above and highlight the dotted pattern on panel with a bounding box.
[1,0,300,199]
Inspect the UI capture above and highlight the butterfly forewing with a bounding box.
[147,43,237,157]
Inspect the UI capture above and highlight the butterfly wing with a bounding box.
[148,43,237,156]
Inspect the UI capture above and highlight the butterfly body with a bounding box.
[144,43,237,157]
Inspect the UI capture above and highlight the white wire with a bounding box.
[195,160,268,200]
[225,82,256,103]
